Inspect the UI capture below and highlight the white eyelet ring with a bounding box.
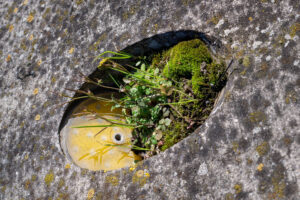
[112,133,124,144]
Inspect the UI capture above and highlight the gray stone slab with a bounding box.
[0,0,299,199]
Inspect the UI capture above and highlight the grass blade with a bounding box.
[72,124,136,128]
[93,51,132,63]
[108,73,120,87]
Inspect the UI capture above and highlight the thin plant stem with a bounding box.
[159,99,198,105]
[104,143,150,151]
[93,51,132,63]
[72,124,136,129]
[109,73,120,87]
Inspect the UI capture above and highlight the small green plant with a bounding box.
[71,39,227,158]
[109,58,195,152]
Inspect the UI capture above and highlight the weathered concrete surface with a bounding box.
[0,0,299,199]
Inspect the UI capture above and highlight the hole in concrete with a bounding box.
[59,30,229,171]
[114,133,123,142]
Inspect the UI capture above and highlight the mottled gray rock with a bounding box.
[0,0,299,199]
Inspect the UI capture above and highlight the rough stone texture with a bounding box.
[0,0,299,199]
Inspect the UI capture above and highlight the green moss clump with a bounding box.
[161,122,187,151]
[163,39,211,79]
[162,39,225,98]
[148,39,227,151]
[151,50,171,70]
[192,61,225,98]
